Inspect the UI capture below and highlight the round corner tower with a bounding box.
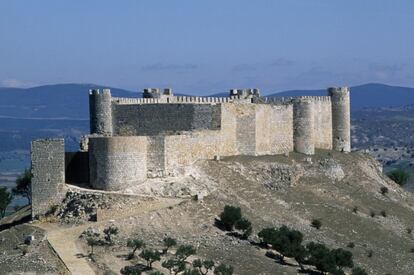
[328,87,351,152]
[293,97,315,155]
[89,88,113,136]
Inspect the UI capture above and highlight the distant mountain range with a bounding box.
[1,83,414,120]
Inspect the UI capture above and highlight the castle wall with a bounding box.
[312,97,333,149]
[329,87,351,152]
[255,103,294,155]
[31,139,66,218]
[293,98,315,155]
[112,103,221,136]
[146,136,166,178]
[89,136,147,191]
[89,89,113,135]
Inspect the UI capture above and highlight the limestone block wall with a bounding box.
[312,97,333,149]
[293,98,315,155]
[31,139,66,218]
[89,136,147,191]
[255,103,294,155]
[112,103,221,136]
[329,87,351,152]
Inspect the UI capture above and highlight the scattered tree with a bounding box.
[0,187,12,218]
[311,219,322,229]
[387,169,410,186]
[192,259,215,275]
[235,218,252,239]
[380,210,387,217]
[219,205,242,231]
[120,265,142,275]
[127,238,146,259]
[163,237,177,254]
[183,269,201,275]
[352,206,358,214]
[139,249,161,269]
[86,236,101,256]
[333,248,354,270]
[258,225,304,264]
[103,225,119,245]
[176,245,196,261]
[370,211,375,218]
[380,186,388,195]
[13,169,32,204]
[407,228,412,234]
[306,242,337,274]
[214,263,234,275]
[149,271,164,275]
[367,249,373,258]
[352,267,368,275]
[161,259,176,274]
[347,242,355,249]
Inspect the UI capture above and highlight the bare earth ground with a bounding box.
[2,150,414,274]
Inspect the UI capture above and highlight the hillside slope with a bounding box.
[7,150,410,274]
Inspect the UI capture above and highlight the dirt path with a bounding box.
[36,197,183,275]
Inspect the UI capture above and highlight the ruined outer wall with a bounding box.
[89,136,147,191]
[31,139,66,218]
[312,97,333,149]
[112,103,221,136]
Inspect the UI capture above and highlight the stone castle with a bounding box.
[30,87,350,218]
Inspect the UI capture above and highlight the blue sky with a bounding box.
[0,0,413,94]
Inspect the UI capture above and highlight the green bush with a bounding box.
[387,169,410,186]
[311,219,322,229]
[13,169,32,204]
[235,218,252,239]
[162,237,177,254]
[380,210,387,217]
[120,265,142,275]
[176,245,196,261]
[352,267,368,275]
[127,238,146,258]
[219,205,242,231]
[0,187,12,218]
[380,186,388,195]
[214,263,234,275]
[347,242,355,249]
[103,225,119,245]
[193,259,215,275]
[258,225,305,264]
[139,249,161,268]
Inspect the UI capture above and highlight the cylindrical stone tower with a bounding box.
[293,97,315,155]
[89,89,113,136]
[328,87,351,152]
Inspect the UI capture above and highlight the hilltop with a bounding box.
[1,150,413,274]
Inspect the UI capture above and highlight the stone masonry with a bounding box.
[30,87,351,216]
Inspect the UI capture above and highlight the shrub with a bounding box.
[120,265,142,275]
[370,211,375,218]
[367,249,373,258]
[347,242,355,249]
[0,187,12,218]
[407,228,412,234]
[176,245,196,261]
[13,169,32,204]
[183,269,201,275]
[380,186,388,195]
[410,247,414,253]
[162,237,177,254]
[127,238,146,259]
[139,249,161,268]
[311,219,322,229]
[235,218,252,239]
[380,210,387,217]
[306,242,337,273]
[86,236,101,255]
[219,205,242,231]
[103,225,119,245]
[214,263,234,275]
[387,169,410,186]
[259,225,305,263]
[193,259,215,275]
[332,248,354,269]
[352,267,368,275]
[352,206,358,214]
